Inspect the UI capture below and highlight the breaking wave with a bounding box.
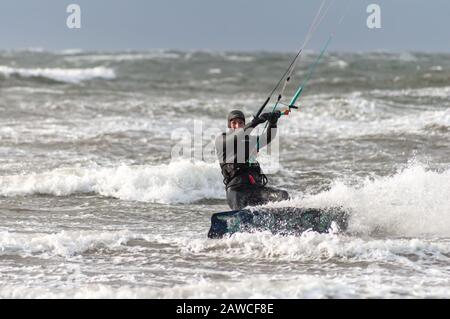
[268,162,450,237]
[0,160,224,204]
[0,65,115,83]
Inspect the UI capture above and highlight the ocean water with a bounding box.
[0,49,449,298]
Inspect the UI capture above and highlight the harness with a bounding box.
[220,162,268,189]
[220,132,269,189]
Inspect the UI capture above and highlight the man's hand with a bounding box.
[259,111,281,125]
[268,110,281,124]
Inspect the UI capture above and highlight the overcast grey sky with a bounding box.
[0,0,449,52]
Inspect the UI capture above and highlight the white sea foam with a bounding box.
[371,86,450,99]
[267,162,450,237]
[398,52,417,62]
[222,54,255,62]
[2,229,450,298]
[0,160,224,204]
[0,229,133,257]
[208,68,222,74]
[0,276,355,298]
[57,49,84,55]
[0,65,115,83]
[2,86,65,95]
[157,227,449,267]
[64,51,180,62]
[328,59,348,69]
[429,65,443,71]
[282,91,450,138]
[1,269,450,298]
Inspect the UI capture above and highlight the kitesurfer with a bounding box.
[215,110,289,210]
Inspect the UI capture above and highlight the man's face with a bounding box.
[230,118,245,130]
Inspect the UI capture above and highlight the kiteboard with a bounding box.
[208,206,349,239]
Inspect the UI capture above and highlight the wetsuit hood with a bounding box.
[227,110,245,128]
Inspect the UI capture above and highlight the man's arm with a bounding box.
[256,111,281,149]
[243,115,266,132]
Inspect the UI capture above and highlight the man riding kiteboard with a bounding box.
[215,109,289,210]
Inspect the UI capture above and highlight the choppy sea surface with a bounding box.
[0,49,449,298]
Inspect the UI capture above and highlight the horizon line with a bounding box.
[1,47,450,55]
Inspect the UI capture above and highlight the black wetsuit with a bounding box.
[215,118,289,210]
